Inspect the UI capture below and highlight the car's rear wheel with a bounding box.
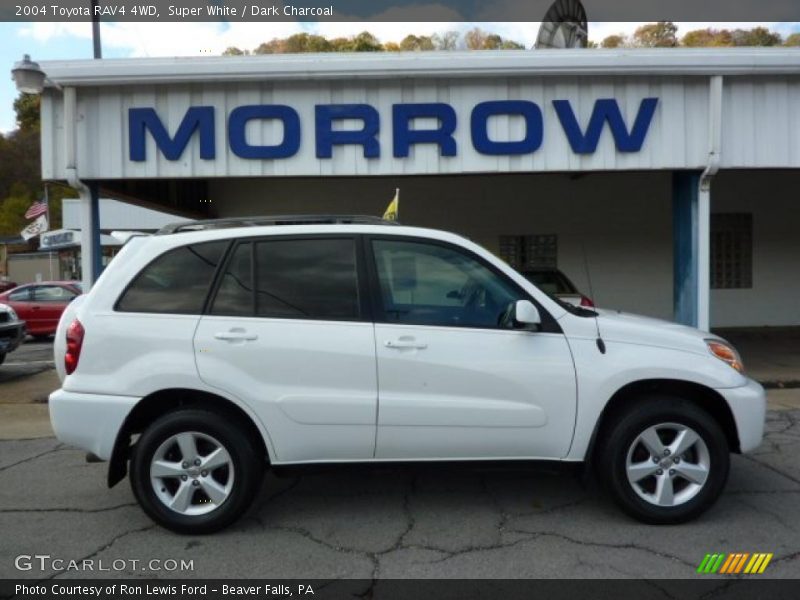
[598,397,730,524]
[130,409,264,533]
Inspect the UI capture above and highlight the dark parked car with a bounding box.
[521,267,594,308]
[0,281,82,339]
[0,302,25,365]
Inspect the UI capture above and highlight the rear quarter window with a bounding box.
[116,241,227,314]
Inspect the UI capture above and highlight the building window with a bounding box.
[499,234,558,269]
[711,214,752,289]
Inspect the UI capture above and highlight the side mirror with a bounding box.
[515,300,541,327]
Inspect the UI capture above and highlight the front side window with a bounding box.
[117,241,227,314]
[252,238,360,320]
[372,239,523,328]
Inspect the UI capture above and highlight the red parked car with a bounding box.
[0,281,82,339]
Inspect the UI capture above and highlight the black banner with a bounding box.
[1,0,799,22]
[3,580,800,600]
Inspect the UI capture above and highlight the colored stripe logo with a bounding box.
[697,553,773,574]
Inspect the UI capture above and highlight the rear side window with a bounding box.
[33,285,77,302]
[8,288,30,301]
[117,241,227,314]
[251,238,359,320]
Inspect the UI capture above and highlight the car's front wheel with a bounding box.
[130,409,264,533]
[598,397,730,524]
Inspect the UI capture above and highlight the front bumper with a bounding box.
[49,389,139,460]
[718,378,767,453]
[0,321,25,354]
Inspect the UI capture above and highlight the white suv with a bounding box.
[49,216,765,533]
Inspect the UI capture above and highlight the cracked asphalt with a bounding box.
[1,411,799,581]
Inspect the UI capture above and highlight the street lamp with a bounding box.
[11,54,45,94]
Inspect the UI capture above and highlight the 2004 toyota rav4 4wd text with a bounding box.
[49,216,765,533]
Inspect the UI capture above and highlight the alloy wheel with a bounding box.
[625,422,710,507]
[149,431,235,516]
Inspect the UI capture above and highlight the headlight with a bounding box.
[706,339,744,373]
[0,305,17,322]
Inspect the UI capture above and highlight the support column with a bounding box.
[697,180,711,331]
[78,189,97,287]
[673,171,710,330]
[673,171,698,327]
[90,182,103,279]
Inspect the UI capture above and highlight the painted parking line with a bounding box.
[3,360,55,366]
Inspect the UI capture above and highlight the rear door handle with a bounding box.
[384,339,427,350]
[214,330,258,342]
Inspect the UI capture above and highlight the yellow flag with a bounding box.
[383,189,399,221]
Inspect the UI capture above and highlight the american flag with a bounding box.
[24,199,48,220]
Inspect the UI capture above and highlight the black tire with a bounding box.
[130,408,264,534]
[598,396,729,524]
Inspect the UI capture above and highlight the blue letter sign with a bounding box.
[129,107,215,161]
[315,104,380,159]
[229,105,301,159]
[129,97,659,163]
[393,103,457,158]
[553,97,658,154]
[471,101,544,155]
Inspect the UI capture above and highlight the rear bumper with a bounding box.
[718,378,767,454]
[49,389,139,460]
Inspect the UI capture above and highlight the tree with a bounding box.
[464,28,489,50]
[601,34,626,48]
[785,33,800,46]
[222,46,248,56]
[731,27,781,46]
[283,33,332,53]
[463,27,524,50]
[681,28,734,47]
[399,34,435,51]
[632,21,678,47]
[348,31,384,52]
[383,41,401,52]
[253,38,287,54]
[0,92,75,235]
[13,94,40,132]
[432,31,460,50]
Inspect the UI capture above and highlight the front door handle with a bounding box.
[384,338,427,350]
[214,329,258,342]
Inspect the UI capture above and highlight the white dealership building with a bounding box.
[34,48,800,328]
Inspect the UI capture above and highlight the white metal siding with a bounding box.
[41,74,800,181]
[42,76,719,180]
[61,198,191,230]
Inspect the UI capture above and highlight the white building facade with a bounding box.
[37,49,800,328]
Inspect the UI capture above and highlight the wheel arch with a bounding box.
[107,388,270,488]
[585,378,741,466]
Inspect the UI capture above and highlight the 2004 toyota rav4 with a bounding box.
[49,216,765,533]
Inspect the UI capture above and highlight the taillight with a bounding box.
[580,295,595,308]
[65,319,84,375]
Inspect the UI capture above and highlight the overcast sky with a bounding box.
[3,20,799,132]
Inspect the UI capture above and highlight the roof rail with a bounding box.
[156,214,399,235]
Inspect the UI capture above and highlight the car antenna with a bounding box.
[581,241,606,354]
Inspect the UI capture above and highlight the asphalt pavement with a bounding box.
[0,337,55,387]
[1,336,799,581]
[1,409,799,580]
